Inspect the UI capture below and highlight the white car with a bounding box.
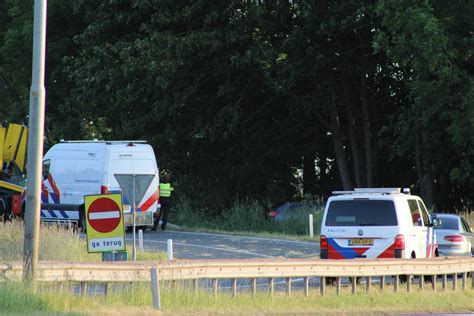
[431,213,474,257]
[320,188,438,259]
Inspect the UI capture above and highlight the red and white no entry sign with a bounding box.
[87,198,122,233]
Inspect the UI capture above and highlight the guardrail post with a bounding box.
[232,278,237,297]
[252,278,257,295]
[432,275,437,291]
[453,273,457,290]
[80,282,87,296]
[150,266,161,311]
[394,275,399,293]
[442,274,447,290]
[336,277,341,295]
[309,214,314,238]
[286,277,291,296]
[212,279,218,297]
[304,277,309,297]
[462,272,467,290]
[407,275,412,292]
[366,276,371,293]
[320,277,326,296]
[380,276,385,291]
[193,279,199,292]
[269,277,274,297]
[351,277,357,295]
[419,275,424,290]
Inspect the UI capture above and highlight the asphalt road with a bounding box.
[127,230,320,259]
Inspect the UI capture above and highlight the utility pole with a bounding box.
[23,0,47,282]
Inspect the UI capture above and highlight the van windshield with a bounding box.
[325,200,398,226]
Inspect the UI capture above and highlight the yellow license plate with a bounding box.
[349,239,373,246]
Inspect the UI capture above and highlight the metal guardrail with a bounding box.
[1,257,473,282]
[1,257,473,310]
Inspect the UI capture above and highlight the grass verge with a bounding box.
[1,282,473,315]
[0,220,165,261]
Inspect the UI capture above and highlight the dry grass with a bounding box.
[0,219,165,261]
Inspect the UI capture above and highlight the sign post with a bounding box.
[85,193,126,253]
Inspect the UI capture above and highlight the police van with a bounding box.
[38,140,159,229]
[320,188,438,259]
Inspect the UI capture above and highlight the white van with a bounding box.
[39,140,159,228]
[320,188,438,259]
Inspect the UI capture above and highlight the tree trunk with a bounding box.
[360,76,373,187]
[329,95,353,190]
[303,146,317,196]
[341,75,363,188]
[414,126,434,208]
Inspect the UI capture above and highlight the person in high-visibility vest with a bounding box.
[152,174,174,231]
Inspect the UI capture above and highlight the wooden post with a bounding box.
[252,278,257,295]
[366,276,371,293]
[320,277,326,296]
[232,278,237,297]
[453,274,457,290]
[150,267,161,311]
[269,277,274,297]
[419,275,424,290]
[351,277,357,295]
[394,275,399,293]
[462,272,467,290]
[336,277,341,295]
[432,275,437,291]
[286,277,291,296]
[304,277,309,297]
[442,274,447,290]
[212,279,218,297]
[407,275,412,292]
[380,276,385,291]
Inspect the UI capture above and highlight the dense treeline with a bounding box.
[0,0,472,213]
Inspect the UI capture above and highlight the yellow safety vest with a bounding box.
[160,183,174,197]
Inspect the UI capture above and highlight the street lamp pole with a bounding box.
[23,0,47,282]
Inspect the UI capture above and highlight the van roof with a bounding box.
[59,140,147,144]
[332,188,411,195]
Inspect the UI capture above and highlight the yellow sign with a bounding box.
[85,193,126,253]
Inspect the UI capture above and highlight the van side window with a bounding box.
[408,199,422,226]
[417,200,430,226]
[42,159,51,180]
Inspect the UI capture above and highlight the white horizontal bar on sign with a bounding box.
[89,211,120,220]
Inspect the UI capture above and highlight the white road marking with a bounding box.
[89,211,120,220]
[127,237,275,258]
